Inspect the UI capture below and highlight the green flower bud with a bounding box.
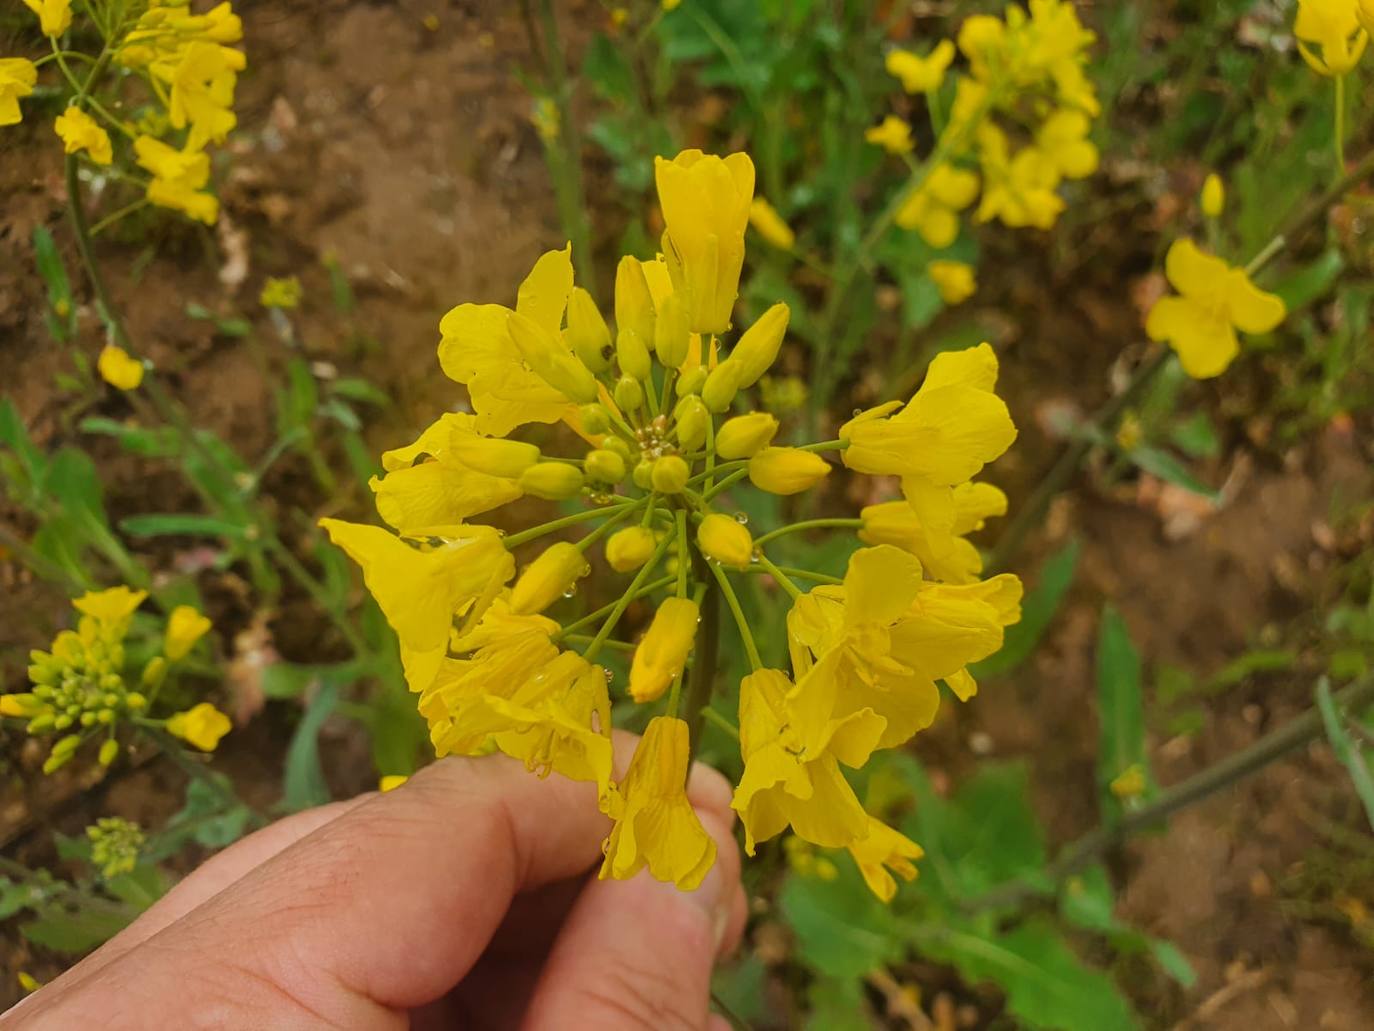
[701,359,744,413]
[632,460,654,489]
[566,287,613,372]
[674,395,709,452]
[730,302,790,387]
[654,292,690,368]
[141,657,167,689]
[125,692,148,711]
[715,412,779,460]
[614,375,644,413]
[579,403,611,436]
[518,462,586,500]
[585,448,628,483]
[98,738,120,767]
[650,455,690,493]
[602,437,632,460]
[676,366,708,397]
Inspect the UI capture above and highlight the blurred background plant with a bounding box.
[3,0,1374,1026]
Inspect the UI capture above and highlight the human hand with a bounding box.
[3,735,747,1029]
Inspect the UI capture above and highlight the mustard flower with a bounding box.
[164,605,212,661]
[98,345,145,391]
[168,40,245,149]
[379,774,409,791]
[510,541,589,615]
[1200,174,1225,218]
[1145,239,1286,379]
[260,275,302,309]
[928,260,977,305]
[629,597,699,702]
[895,164,981,248]
[975,127,1065,230]
[885,41,955,93]
[605,526,658,573]
[748,197,795,250]
[0,59,37,127]
[1295,0,1368,75]
[865,114,914,155]
[55,107,113,165]
[715,412,779,459]
[166,702,232,751]
[134,136,219,224]
[846,817,923,902]
[859,481,1008,585]
[22,0,71,37]
[1035,109,1098,179]
[729,302,790,388]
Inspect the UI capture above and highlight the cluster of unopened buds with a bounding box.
[324,148,1024,900]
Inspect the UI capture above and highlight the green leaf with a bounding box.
[1128,446,1219,500]
[33,226,75,341]
[1097,605,1152,817]
[42,447,109,525]
[1316,677,1374,830]
[22,903,134,953]
[1150,941,1197,988]
[711,955,768,1025]
[1168,410,1221,459]
[1273,249,1344,312]
[1060,866,1197,988]
[80,417,183,458]
[105,865,168,911]
[972,539,1080,679]
[160,777,251,851]
[0,878,35,921]
[119,513,248,539]
[582,33,637,102]
[328,378,391,408]
[1202,648,1296,695]
[805,975,873,1030]
[780,866,902,979]
[283,683,340,811]
[914,918,1141,1031]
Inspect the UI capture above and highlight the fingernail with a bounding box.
[681,863,731,949]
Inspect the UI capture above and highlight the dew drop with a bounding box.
[562,586,578,598]
[852,408,863,417]
[734,511,749,524]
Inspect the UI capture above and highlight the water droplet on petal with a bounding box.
[734,511,749,524]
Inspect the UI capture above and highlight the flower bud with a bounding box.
[511,541,588,614]
[508,312,599,403]
[615,255,657,346]
[614,375,644,413]
[566,286,613,372]
[98,738,119,767]
[605,525,657,573]
[518,462,585,500]
[450,436,541,478]
[141,657,167,689]
[701,359,744,413]
[730,302,789,387]
[650,455,690,493]
[602,436,632,460]
[1200,174,1224,218]
[676,365,708,397]
[629,597,699,702]
[715,412,778,459]
[585,448,627,483]
[674,395,709,451]
[616,328,652,381]
[697,513,753,569]
[748,447,831,494]
[654,292,690,368]
[632,460,654,489]
[578,403,611,436]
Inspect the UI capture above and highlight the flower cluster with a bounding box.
[3,0,245,225]
[862,0,1099,309]
[326,147,1022,899]
[86,816,145,879]
[0,587,226,772]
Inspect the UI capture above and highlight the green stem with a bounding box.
[708,563,761,672]
[683,549,722,758]
[703,467,749,501]
[742,564,842,586]
[576,503,638,551]
[503,499,642,549]
[751,517,863,549]
[560,633,636,653]
[700,705,741,741]
[263,536,368,656]
[753,552,802,599]
[90,198,150,237]
[1334,74,1347,179]
[556,574,675,638]
[142,727,269,829]
[581,535,674,662]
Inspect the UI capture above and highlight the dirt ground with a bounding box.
[2,0,1373,1025]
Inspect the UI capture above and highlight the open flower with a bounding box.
[166,702,232,751]
[0,59,38,127]
[134,135,219,224]
[885,41,955,93]
[98,345,145,391]
[860,480,1007,585]
[865,115,914,155]
[55,107,113,165]
[895,164,981,248]
[1295,0,1368,75]
[22,0,71,37]
[1145,239,1286,379]
[846,816,924,902]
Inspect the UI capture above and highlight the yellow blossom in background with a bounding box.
[846,817,923,902]
[663,0,682,10]
[134,135,219,224]
[379,774,409,792]
[55,107,113,165]
[928,260,977,305]
[260,275,302,309]
[22,0,72,37]
[1145,239,1286,379]
[895,164,980,248]
[1035,109,1098,179]
[1295,0,1368,75]
[0,59,37,127]
[1200,173,1225,217]
[885,41,955,93]
[976,127,1065,229]
[655,150,755,333]
[600,717,716,890]
[98,345,145,391]
[531,95,560,142]
[865,114,914,155]
[164,605,212,661]
[17,973,41,994]
[749,197,796,250]
[168,40,246,149]
[166,702,232,751]
[1109,763,1148,799]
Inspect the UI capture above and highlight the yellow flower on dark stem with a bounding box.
[1295,0,1368,75]
[846,816,923,902]
[748,197,795,250]
[134,135,219,224]
[0,59,37,127]
[22,0,71,37]
[601,716,716,890]
[629,597,699,703]
[895,164,980,248]
[865,115,913,156]
[1145,239,1286,379]
[166,702,232,751]
[885,41,955,93]
[55,107,113,165]
[169,39,245,149]
[98,345,145,391]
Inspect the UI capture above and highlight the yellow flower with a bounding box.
[1109,763,1147,800]
[894,164,980,248]
[530,95,559,142]
[1035,109,1097,179]
[715,412,779,460]
[748,197,795,250]
[22,0,71,37]
[859,481,1008,585]
[166,702,232,751]
[55,107,113,165]
[98,345,145,391]
[1200,173,1225,218]
[1295,0,1368,75]
[168,39,245,149]
[605,526,658,573]
[865,115,913,155]
[1145,239,1286,379]
[732,669,883,853]
[17,972,41,994]
[975,127,1064,229]
[319,518,513,692]
[698,513,753,569]
[655,149,755,334]
[510,541,589,615]
[379,774,409,792]
[747,447,831,496]
[729,302,789,388]
[1361,0,1374,36]
[601,716,716,890]
[630,597,698,702]
[260,275,302,309]
[164,605,212,661]
[847,816,923,901]
[927,260,976,305]
[134,135,219,224]
[439,245,583,435]
[0,59,37,127]
[73,586,147,628]
[885,41,955,93]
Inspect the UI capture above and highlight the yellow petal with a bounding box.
[515,244,575,334]
[1223,270,1286,335]
[1163,238,1229,298]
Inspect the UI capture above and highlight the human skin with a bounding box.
[1,734,747,1029]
